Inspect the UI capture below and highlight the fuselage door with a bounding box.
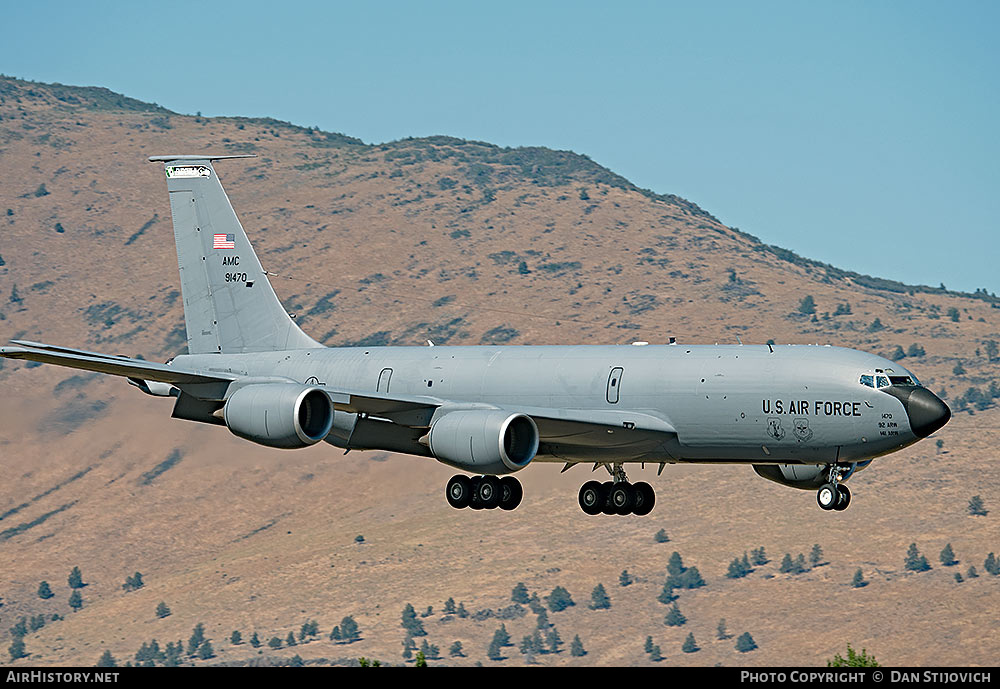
[607,367,624,404]
[377,367,393,393]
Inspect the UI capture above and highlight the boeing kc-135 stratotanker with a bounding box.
[1,155,951,515]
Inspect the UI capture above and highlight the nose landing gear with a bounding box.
[817,465,853,511]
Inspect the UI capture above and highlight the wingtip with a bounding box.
[147,154,257,163]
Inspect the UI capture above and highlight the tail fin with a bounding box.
[149,155,321,355]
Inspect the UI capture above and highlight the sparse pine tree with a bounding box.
[967,565,978,579]
[570,635,586,657]
[444,597,457,614]
[619,569,633,587]
[494,624,512,647]
[810,544,823,566]
[330,626,342,641]
[527,592,544,614]
[940,543,957,566]
[187,623,205,656]
[155,601,171,618]
[827,644,879,667]
[667,552,684,575]
[341,616,360,643]
[457,602,469,618]
[546,627,563,654]
[286,631,297,647]
[644,636,654,654]
[289,654,305,667]
[401,603,426,636]
[852,568,867,588]
[905,543,931,572]
[654,529,670,543]
[68,590,82,612]
[547,586,575,612]
[657,579,677,605]
[682,633,699,653]
[250,632,261,648]
[511,582,530,604]
[230,630,242,645]
[414,650,427,667]
[649,643,663,661]
[9,637,27,661]
[735,632,758,652]
[487,637,503,661]
[268,636,282,650]
[984,552,999,576]
[68,566,84,589]
[97,650,117,667]
[954,572,964,583]
[590,583,611,610]
[798,295,816,315]
[536,609,550,629]
[968,495,988,516]
[717,619,729,640]
[37,581,53,599]
[664,602,687,627]
[197,640,214,660]
[449,641,464,657]
[751,547,768,566]
[794,553,808,573]
[123,572,144,592]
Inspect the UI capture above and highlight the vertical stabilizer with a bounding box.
[149,155,321,354]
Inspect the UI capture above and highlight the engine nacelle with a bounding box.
[223,383,334,449]
[428,410,539,475]
[753,463,860,490]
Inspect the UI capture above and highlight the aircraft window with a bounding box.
[876,376,890,388]
[889,375,915,386]
[860,375,874,388]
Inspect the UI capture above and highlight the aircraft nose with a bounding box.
[904,387,951,438]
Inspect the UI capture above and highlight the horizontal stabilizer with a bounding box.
[147,154,257,163]
[0,343,232,386]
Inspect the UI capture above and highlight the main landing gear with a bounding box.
[578,464,655,516]
[816,465,852,511]
[446,474,523,511]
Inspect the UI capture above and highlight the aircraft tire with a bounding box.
[817,483,839,511]
[833,483,852,511]
[478,475,502,509]
[499,477,523,511]
[446,475,473,509]
[600,482,617,515]
[610,483,636,515]
[469,477,485,510]
[579,481,605,515]
[632,482,655,516]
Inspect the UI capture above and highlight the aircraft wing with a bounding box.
[0,341,233,386]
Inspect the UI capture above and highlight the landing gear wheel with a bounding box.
[469,477,485,510]
[833,483,852,511]
[477,475,502,509]
[499,477,523,511]
[579,481,605,515]
[632,482,655,516]
[446,475,473,509]
[600,482,617,515]
[610,483,636,515]
[817,483,839,511]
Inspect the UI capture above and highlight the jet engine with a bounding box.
[428,410,539,475]
[223,383,334,449]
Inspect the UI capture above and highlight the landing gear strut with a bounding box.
[578,464,655,516]
[817,465,853,511]
[446,474,522,511]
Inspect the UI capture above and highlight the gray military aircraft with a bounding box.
[1,155,951,515]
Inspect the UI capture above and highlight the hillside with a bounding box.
[0,76,997,668]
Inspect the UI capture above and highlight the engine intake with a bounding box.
[428,410,539,475]
[223,383,333,449]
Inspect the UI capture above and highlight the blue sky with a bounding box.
[3,1,998,294]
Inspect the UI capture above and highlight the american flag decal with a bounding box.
[213,233,236,249]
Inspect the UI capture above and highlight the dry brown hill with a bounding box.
[0,76,997,668]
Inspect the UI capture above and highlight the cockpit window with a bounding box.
[860,374,874,388]
[889,375,916,386]
[876,375,890,389]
